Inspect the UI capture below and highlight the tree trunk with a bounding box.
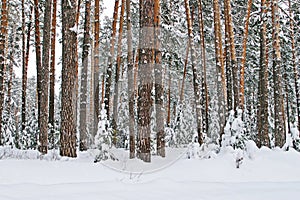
[39,0,52,154]
[272,0,286,147]
[34,0,42,147]
[257,0,270,148]
[288,0,300,133]
[104,0,119,121]
[126,0,135,159]
[224,0,238,112]
[154,0,165,157]
[213,0,226,143]
[184,0,203,145]
[239,0,253,110]
[112,0,125,145]
[21,6,33,134]
[60,0,78,157]
[79,0,91,151]
[93,0,100,137]
[0,0,8,145]
[197,0,209,135]
[138,0,155,162]
[49,0,57,149]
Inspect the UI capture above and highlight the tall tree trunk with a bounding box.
[257,0,270,148]
[197,0,209,135]
[49,0,57,149]
[224,0,238,112]
[239,0,253,110]
[79,0,91,151]
[272,0,286,147]
[21,0,26,132]
[184,0,203,145]
[104,0,119,121]
[34,0,42,147]
[93,0,100,137]
[288,0,300,133]
[60,0,78,157]
[39,0,52,154]
[213,0,226,143]
[112,0,125,145]
[154,0,165,157]
[138,0,154,162]
[126,0,135,159]
[21,6,33,134]
[0,0,8,145]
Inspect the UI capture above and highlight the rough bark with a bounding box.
[126,0,135,159]
[49,0,57,148]
[154,0,165,157]
[272,0,286,147]
[197,0,209,135]
[224,0,238,112]
[93,0,100,137]
[79,0,91,151]
[213,0,226,142]
[60,0,78,157]
[239,0,253,110]
[104,0,119,121]
[21,6,33,134]
[138,0,154,162]
[0,0,8,145]
[257,0,270,148]
[288,0,300,133]
[112,0,125,145]
[34,0,42,147]
[39,0,52,154]
[184,0,203,145]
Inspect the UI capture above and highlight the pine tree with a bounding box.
[0,0,8,145]
[79,0,91,151]
[104,0,119,122]
[49,0,57,148]
[272,0,286,147]
[60,0,78,157]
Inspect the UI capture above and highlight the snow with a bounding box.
[1,147,300,200]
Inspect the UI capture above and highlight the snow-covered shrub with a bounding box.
[94,104,117,162]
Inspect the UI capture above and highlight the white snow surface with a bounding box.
[1,147,300,200]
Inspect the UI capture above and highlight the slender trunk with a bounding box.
[288,0,300,133]
[104,0,119,121]
[154,0,165,157]
[213,0,226,142]
[93,0,100,137]
[60,0,78,157]
[21,0,26,132]
[239,0,253,110]
[39,0,52,154]
[34,0,42,141]
[272,0,286,147]
[79,0,91,151]
[197,0,209,135]
[180,41,189,103]
[126,0,135,159]
[22,6,33,134]
[89,18,95,140]
[224,0,238,112]
[0,0,8,145]
[49,0,57,148]
[184,0,203,145]
[257,0,270,148]
[112,0,125,145]
[167,69,171,127]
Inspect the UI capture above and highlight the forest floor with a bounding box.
[0,145,300,200]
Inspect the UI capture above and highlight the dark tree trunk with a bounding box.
[60,0,78,157]
[49,0,57,148]
[126,0,135,159]
[79,0,91,151]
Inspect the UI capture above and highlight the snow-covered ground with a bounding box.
[1,146,300,200]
